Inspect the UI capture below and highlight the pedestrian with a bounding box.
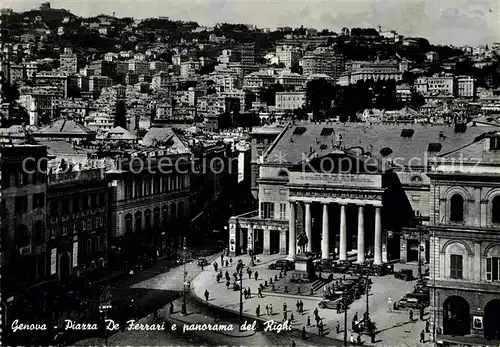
[313,307,318,318]
[201,264,204,271]
[216,275,220,283]
[292,340,296,347]
[230,258,233,265]
[420,307,424,321]
[226,280,230,290]
[169,303,174,316]
[255,271,259,281]
[300,300,304,313]
[204,289,210,301]
[266,304,270,315]
[354,312,358,322]
[243,288,248,299]
[350,334,355,343]
[258,287,263,298]
[336,301,341,314]
[426,320,430,333]
[307,316,311,326]
[296,300,300,312]
[270,304,273,315]
[256,304,260,317]
[301,327,307,340]
[248,268,252,279]
[420,329,425,343]
[153,309,159,320]
[215,261,219,272]
[290,313,294,321]
[336,321,340,333]
[225,260,229,267]
[284,311,288,321]
[225,271,230,281]
[247,287,251,298]
[315,315,320,326]
[233,272,238,281]
[221,254,224,265]
[357,334,362,345]
[283,302,287,312]
[409,309,414,322]
[370,329,376,343]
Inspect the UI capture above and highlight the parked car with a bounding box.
[335,260,351,273]
[395,293,428,310]
[370,263,394,276]
[197,258,209,267]
[268,259,295,270]
[318,298,343,309]
[314,259,335,272]
[395,268,414,281]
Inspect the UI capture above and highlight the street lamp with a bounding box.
[98,302,112,346]
[363,271,373,334]
[238,267,243,331]
[181,237,187,315]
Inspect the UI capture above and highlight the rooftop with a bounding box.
[265,122,488,167]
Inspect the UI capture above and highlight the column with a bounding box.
[305,202,312,253]
[279,230,287,255]
[288,202,296,259]
[321,204,330,259]
[356,205,365,263]
[263,228,271,255]
[374,206,382,265]
[339,203,347,261]
[229,222,237,257]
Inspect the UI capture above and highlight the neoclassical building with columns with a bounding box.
[229,123,419,263]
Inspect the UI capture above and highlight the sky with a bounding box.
[4,0,500,47]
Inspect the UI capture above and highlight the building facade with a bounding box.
[428,132,500,343]
[275,91,306,111]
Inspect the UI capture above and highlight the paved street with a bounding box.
[191,254,433,347]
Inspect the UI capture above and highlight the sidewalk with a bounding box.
[191,253,433,347]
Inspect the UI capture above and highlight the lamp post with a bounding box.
[238,267,243,331]
[343,292,348,347]
[363,271,373,334]
[181,237,187,315]
[98,302,112,346]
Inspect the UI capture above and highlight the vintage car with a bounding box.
[197,258,209,267]
[314,259,336,272]
[318,297,344,310]
[268,259,295,270]
[395,268,414,281]
[395,293,428,310]
[335,260,352,273]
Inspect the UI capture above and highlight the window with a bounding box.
[99,193,105,207]
[91,195,98,209]
[62,199,70,215]
[490,137,500,150]
[34,221,44,243]
[16,172,28,187]
[33,193,45,209]
[260,202,274,219]
[153,177,160,194]
[125,214,133,233]
[493,196,500,224]
[486,257,500,282]
[162,178,168,192]
[73,197,80,213]
[450,194,464,222]
[81,195,89,211]
[280,203,287,220]
[144,179,151,196]
[450,254,463,279]
[135,180,143,197]
[125,182,133,199]
[15,196,28,214]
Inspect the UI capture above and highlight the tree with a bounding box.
[409,92,426,109]
[306,78,336,120]
[114,100,127,128]
[401,71,415,85]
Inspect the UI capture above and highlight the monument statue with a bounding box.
[297,232,308,254]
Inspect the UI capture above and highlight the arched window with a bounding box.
[492,196,500,224]
[144,209,151,229]
[278,170,288,178]
[125,214,133,233]
[134,211,142,232]
[450,194,464,222]
[411,175,423,183]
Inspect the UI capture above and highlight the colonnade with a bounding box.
[288,201,384,264]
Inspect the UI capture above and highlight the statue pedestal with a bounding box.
[293,254,316,281]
